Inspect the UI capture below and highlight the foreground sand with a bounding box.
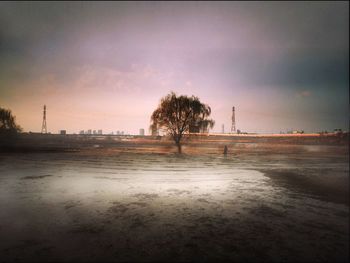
[0,141,348,262]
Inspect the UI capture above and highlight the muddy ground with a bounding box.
[0,138,348,262]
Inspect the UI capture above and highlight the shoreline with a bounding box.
[0,132,348,153]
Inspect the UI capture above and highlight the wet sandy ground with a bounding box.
[0,143,348,262]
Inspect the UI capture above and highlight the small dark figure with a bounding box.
[223,145,228,155]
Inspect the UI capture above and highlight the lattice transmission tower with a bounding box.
[41,105,47,134]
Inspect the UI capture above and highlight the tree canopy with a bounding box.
[150,92,214,153]
[0,107,22,134]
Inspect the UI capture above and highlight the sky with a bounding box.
[0,1,348,134]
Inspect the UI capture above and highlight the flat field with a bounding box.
[0,134,348,262]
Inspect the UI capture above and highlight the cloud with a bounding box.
[185,81,192,87]
[0,2,348,133]
[1,63,175,109]
[297,90,311,98]
[71,64,177,96]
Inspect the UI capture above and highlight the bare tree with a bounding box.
[150,92,214,153]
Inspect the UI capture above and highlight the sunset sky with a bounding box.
[0,1,348,134]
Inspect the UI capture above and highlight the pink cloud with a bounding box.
[297,90,311,98]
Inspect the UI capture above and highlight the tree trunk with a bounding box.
[174,135,182,154]
[176,142,182,153]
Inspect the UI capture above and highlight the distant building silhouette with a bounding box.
[231,106,236,133]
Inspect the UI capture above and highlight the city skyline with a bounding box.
[0,2,348,134]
